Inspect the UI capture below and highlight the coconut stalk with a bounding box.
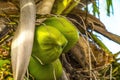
[11,0,36,80]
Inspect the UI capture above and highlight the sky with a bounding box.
[89,0,120,54]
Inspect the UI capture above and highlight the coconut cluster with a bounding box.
[28,16,79,80]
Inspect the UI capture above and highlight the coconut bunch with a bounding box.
[29,16,79,80]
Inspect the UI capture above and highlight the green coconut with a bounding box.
[32,25,68,64]
[43,16,79,52]
[28,57,63,80]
